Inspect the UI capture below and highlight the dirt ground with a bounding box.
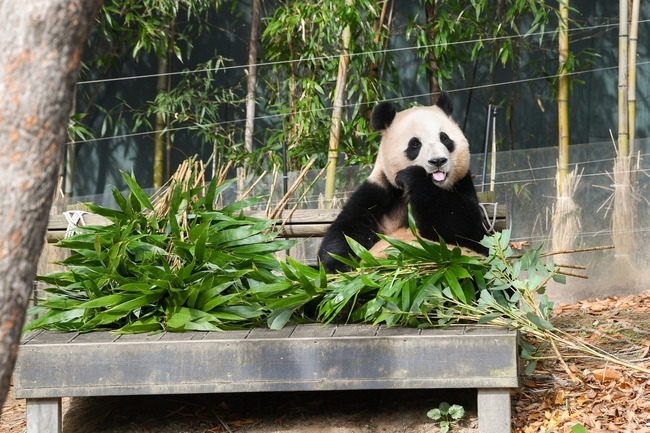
[2,290,650,433]
[1,387,479,433]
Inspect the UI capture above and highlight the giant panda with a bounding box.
[317,92,488,273]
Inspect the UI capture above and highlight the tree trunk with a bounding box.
[425,1,440,104]
[239,0,261,197]
[244,0,261,159]
[0,0,102,408]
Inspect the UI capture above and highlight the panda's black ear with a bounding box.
[436,91,453,117]
[371,102,396,131]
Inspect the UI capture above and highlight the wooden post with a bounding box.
[477,389,512,433]
[26,398,62,433]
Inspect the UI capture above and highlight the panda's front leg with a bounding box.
[318,180,397,272]
[395,166,442,240]
[396,166,488,255]
[395,166,431,193]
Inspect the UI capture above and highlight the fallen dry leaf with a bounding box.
[591,368,623,382]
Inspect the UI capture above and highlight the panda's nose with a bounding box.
[428,157,448,168]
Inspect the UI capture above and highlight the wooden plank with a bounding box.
[477,388,512,433]
[115,332,163,343]
[24,331,77,345]
[46,214,111,243]
[248,209,342,224]
[71,332,117,343]
[26,398,61,433]
[14,326,518,398]
[289,323,336,338]
[20,330,44,345]
[46,204,507,241]
[248,326,295,339]
[202,330,251,340]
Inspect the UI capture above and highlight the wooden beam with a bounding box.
[15,325,518,398]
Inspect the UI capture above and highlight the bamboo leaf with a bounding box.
[443,272,466,303]
[525,312,554,330]
[267,308,293,330]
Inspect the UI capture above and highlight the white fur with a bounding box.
[368,105,470,191]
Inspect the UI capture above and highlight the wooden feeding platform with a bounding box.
[15,324,518,433]
[18,200,516,433]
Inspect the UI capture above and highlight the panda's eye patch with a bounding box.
[405,137,421,160]
[408,137,421,148]
[440,132,454,151]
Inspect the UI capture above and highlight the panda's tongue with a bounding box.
[432,171,446,182]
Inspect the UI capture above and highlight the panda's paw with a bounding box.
[395,166,428,191]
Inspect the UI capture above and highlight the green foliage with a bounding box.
[571,424,589,433]
[73,1,594,176]
[427,402,466,433]
[260,0,389,169]
[406,0,554,89]
[91,0,222,67]
[310,225,558,329]
[132,56,244,163]
[77,0,235,157]
[28,171,297,333]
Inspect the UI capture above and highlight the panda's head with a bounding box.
[368,92,470,191]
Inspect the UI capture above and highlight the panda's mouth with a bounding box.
[431,171,447,182]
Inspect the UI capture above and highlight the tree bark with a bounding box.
[244,0,261,158]
[424,1,440,104]
[238,0,261,197]
[0,0,102,409]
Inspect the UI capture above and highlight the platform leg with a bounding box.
[477,388,511,433]
[26,398,61,433]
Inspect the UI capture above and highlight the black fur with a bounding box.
[317,177,405,272]
[405,137,421,161]
[395,166,488,255]
[439,132,454,152]
[370,102,396,130]
[436,92,453,116]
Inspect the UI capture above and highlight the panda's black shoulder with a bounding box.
[338,174,402,218]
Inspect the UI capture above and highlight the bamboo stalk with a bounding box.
[550,1,579,263]
[618,0,629,157]
[540,244,614,257]
[628,0,640,153]
[269,158,317,219]
[153,53,170,189]
[324,0,353,205]
[557,0,570,191]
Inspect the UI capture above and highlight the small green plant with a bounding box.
[427,402,465,433]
